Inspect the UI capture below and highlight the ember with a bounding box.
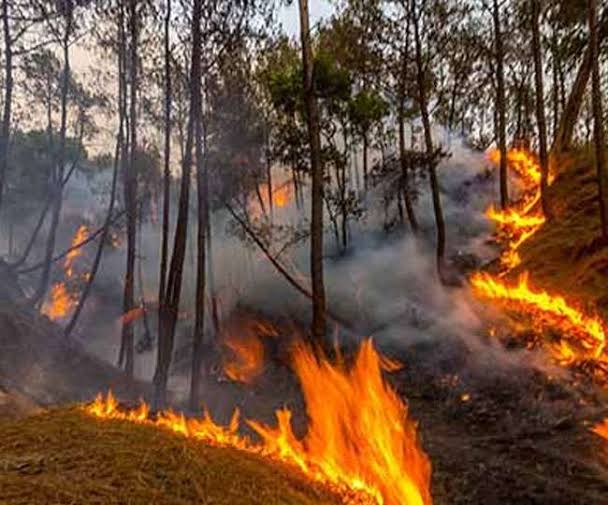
[86,340,432,505]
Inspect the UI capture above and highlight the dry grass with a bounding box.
[515,148,608,316]
[0,407,343,505]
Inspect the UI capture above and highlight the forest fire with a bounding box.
[485,148,547,270]
[475,148,608,374]
[471,272,606,360]
[42,225,90,320]
[85,340,432,505]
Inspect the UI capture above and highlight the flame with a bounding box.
[250,181,294,219]
[43,283,72,319]
[222,320,272,384]
[64,225,89,278]
[592,419,608,442]
[471,272,606,359]
[43,225,90,320]
[85,340,432,505]
[477,148,608,374]
[485,148,547,270]
[121,306,145,325]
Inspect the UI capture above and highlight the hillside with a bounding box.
[0,407,343,505]
[515,149,608,315]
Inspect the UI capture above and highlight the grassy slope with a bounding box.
[515,148,608,315]
[0,408,343,505]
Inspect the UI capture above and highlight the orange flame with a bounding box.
[43,283,72,319]
[85,340,432,505]
[485,148,547,270]
[65,225,89,278]
[592,418,608,442]
[222,319,279,383]
[471,272,606,359]
[250,181,294,219]
[43,225,90,320]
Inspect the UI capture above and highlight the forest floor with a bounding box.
[2,150,608,504]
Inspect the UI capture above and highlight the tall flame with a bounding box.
[43,225,90,320]
[85,340,432,505]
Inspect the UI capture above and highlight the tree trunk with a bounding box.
[531,0,551,218]
[0,0,13,213]
[413,0,446,278]
[398,108,418,233]
[153,0,202,409]
[119,0,139,380]
[158,0,172,353]
[590,0,608,240]
[552,7,608,156]
[190,92,206,411]
[298,0,326,341]
[29,8,73,307]
[492,0,509,209]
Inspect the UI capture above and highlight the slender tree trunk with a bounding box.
[265,124,274,221]
[120,0,139,380]
[413,0,446,278]
[590,0,608,240]
[531,0,551,218]
[492,0,509,208]
[551,30,560,138]
[552,7,608,155]
[190,94,206,411]
[398,108,418,233]
[298,0,326,340]
[158,0,172,352]
[0,0,13,213]
[153,0,202,409]
[64,48,124,338]
[362,132,368,191]
[30,9,73,307]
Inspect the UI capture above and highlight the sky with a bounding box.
[278,0,335,37]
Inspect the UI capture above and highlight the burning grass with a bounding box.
[474,147,608,381]
[84,340,432,505]
[0,407,345,505]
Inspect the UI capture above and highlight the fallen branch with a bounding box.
[225,202,350,329]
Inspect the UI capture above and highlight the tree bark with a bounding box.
[0,0,13,214]
[153,0,202,409]
[29,7,73,307]
[397,23,419,237]
[190,89,206,411]
[413,0,446,278]
[158,0,172,355]
[492,0,509,208]
[589,0,608,240]
[298,0,326,341]
[119,0,139,380]
[552,7,608,156]
[531,0,551,218]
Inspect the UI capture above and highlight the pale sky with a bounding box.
[278,0,335,36]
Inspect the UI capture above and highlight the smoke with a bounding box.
[7,125,550,397]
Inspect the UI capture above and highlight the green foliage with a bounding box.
[348,90,389,137]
